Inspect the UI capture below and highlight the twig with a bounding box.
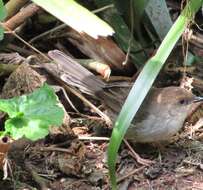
[42,65,112,126]
[52,85,79,113]
[4,3,40,30]
[78,136,109,141]
[6,43,36,56]
[5,0,29,20]
[1,23,50,61]
[117,166,145,183]
[37,147,73,154]
[123,139,154,166]
[69,112,107,122]
[66,86,112,126]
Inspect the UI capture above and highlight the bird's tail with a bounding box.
[48,50,105,96]
[48,50,132,113]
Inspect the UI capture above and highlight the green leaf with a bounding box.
[5,117,49,141]
[32,0,114,38]
[0,0,7,40]
[107,0,203,189]
[0,84,64,141]
[93,0,147,67]
[145,0,172,41]
[0,0,6,19]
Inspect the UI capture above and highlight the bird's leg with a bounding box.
[124,139,154,166]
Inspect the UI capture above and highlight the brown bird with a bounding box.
[48,50,203,143]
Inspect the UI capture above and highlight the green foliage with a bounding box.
[0,0,7,40]
[93,0,147,66]
[107,0,203,189]
[0,84,64,141]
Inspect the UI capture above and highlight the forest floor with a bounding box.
[0,1,203,189]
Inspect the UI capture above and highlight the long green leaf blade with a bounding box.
[108,0,203,189]
[32,0,114,38]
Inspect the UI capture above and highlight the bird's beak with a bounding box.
[193,96,203,103]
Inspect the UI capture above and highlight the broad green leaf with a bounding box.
[0,0,7,40]
[107,0,203,189]
[0,84,64,141]
[32,0,114,38]
[5,118,49,141]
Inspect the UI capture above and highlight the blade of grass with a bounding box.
[107,0,203,189]
[32,0,114,38]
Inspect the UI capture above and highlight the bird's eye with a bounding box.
[179,99,187,105]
